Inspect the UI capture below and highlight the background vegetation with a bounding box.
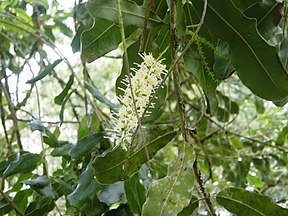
[0,0,288,215]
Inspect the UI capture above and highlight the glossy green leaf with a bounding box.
[67,165,103,208]
[54,74,74,105]
[86,0,163,28]
[142,145,195,216]
[26,59,62,84]
[216,187,288,216]
[276,124,288,146]
[192,0,288,101]
[177,195,199,216]
[13,189,33,212]
[22,176,58,199]
[51,144,73,157]
[69,133,105,159]
[85,82,117,110]
[3,152,42,178]
[124,173,146,215]
[232,0,261,11]
[92,126,177,184]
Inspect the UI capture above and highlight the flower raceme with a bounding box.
[112,53,167,150]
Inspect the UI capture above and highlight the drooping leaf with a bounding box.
[86,0,163,28]
[276,124,288,146]
[3,152,42,178]
[85,82,117,110]
[59,90,75,125]
[191,0,288,101]
[92,126,177,184]
[142,145,195,216]
[0,198,13,215]
[51,144,73,157]
[67,165,103,208]
[22,176,58,199]
[124,173,146,215]
[26,59,62,84]
[216,187,288,216]
[69,133,105,159]
[54,74,74,105]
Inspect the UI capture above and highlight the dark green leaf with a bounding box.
[77,114,101,140]
[13,189,33,212]
[54,74,74,105]
[216,187,288,216]
[0,198,13,215]
[69,133,105,159]
[22,176,58,199]
[85,82,117,110]
[27,119,45,132]
[25,197,55,216]
[276,124,288,146]
[192,0,288,101]
[124,173,146,215]
[86,0,163,28]
[92,126,177,184]
[67,165,103,208]
[3,152,42,178]
[59,90,74,126]
[254,97,265,114]
[26,59,62,84]
[232,0,261,11]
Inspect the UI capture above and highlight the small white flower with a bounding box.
[112,53,167,149]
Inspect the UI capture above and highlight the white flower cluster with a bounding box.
[113,53,167,149]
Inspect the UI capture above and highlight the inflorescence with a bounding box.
[112,53,167,150]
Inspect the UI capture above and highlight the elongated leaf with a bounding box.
[3,152,42,178]
[92,126,177,184]
[25,197,54,216]
[59,90,74,126]
[124,173,146,215]
[22,176,58,199]
[85,82,117,110]
[67,165,103,208]
[69,133,105,159]
[26,59,62,84]
[192,0,288,101]
[54,74,74,105]
[51,144,73,157]
[0,198,13,215]
[142,145,195,216]
[86,0,163,28]
[216,187,288,216]
[276,124,288,146]
[13,189,33,212]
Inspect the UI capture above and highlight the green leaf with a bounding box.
[3,152,42,178]
[92,126,177,184]
[142,145,195,216]
[124,173,146,215]
[0,198,13,215]
[192,0,288,101]
[216,187,288,216]
[69,133,105,159]
[254,96,265,114]
[276,124,288,146]
[86,0,163,28]
[232,0,261,11]
[67,165,103,208]
[85,82,117,110]
[54,74,74,105]
[26,59,62,84]
[51,144,73,157]
[59,90,74,126]
[177,195,199,216]
[77,114,101,140]
[27,119,45,132]
[22,176,58,199]
[24,197,55,216]
[13,189,33,212]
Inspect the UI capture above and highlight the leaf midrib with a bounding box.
[207,2,279,92]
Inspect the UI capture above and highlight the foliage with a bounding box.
[0,0,288,215]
